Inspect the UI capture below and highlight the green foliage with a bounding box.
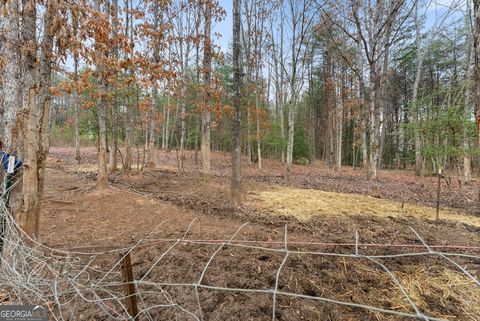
[51,124,75,142]
[263,122,310,162]
[262,120,286,159]
[409,99,480,171]
[293,125,310,161]
[294,157,309,166]
[80,106,99,141]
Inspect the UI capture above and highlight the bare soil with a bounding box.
[34,147,480,320]
[51,147,480,214]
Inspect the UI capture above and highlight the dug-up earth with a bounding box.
[32,146,480,320]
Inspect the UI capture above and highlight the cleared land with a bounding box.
[31,146,480,320]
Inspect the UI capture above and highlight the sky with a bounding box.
[213,1,233,54]
[213,0,466,55]
[60,0,468,74]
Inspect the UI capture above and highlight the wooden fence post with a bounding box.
[436,168,442,221]
[120,252,140,321]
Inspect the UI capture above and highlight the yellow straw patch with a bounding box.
[248,186,480,227]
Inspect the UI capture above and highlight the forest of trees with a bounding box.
[2,0,480,237]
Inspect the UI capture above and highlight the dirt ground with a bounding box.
[34,146,480,320]
[51,146,480,215]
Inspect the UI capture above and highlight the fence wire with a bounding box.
[0,175,479,321]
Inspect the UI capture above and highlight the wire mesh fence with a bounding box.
[0,174,479,321]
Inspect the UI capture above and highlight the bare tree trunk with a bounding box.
[73,14,81,164]
[3,0,22,155]
[164,97,170,150]
[231,0,242,205]
[34,0,55,239]
[109,102,118,171]
[377,28,391,172]
[179,26,190,170]
[95,0,109,190]
[123,0,133,172]
[360,94,368,169]
[147,85,158,167]
[254,78,262,170]
[475,0,480,146]
[308,57,316,164]
[107,0,119,172]
[194,114,200,164]
[169,102,179,148]
[286,92,297,173]
[124,97,133,171]
[246,84,252,164]
[464,0,474,183]
[201,1,212,174]
[162,101,167,149]
[413,1,424,176]
[18,0,39,236]
[147,0,160,167]
[241,11,252,165]
[357,51,368,169]
[193,0,201,165]
[279,13,286,164]
[334,65,343,171]
[324,49,334,167]
[254,3,265,170]
[368,63,380,185]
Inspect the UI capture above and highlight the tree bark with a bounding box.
[95,0,109,190]
[107,0,119,172]
[279,14,286,164]
[3,0,22,155]
[335,64,343,171]
[413,1,423,176]
[201,1,212,174]
[368,63,380,184]
[19,0,39,237]
[123,0,133,172]
[147,0,160,168]
[286,91,296,173]
[147,84,158,167]
[464,0,473,183]
[231,0,242,205]
[34,0,55,239]
[109,101,118,171]
[475,0,480,146]
[308,57,316,164]
[73,15,81,164]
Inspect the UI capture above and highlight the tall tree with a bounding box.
[94,0,109,190]
[2,0,60,237]
[351,0,406,187]
[73,12,81,164]
[474,0,480,144]
[146,0,161,168]
[231,0,243,204]
[201,0,212,174]
[284,0,315,174]
[108,0,119,172]
[464,0,474,183]
[18,0,39,236]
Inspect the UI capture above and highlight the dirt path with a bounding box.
[40,165,247,249]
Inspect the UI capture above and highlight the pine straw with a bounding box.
[0,291,10,304]
[391,266,480,320]
[248,186,480,227]
[283,256,479,320]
